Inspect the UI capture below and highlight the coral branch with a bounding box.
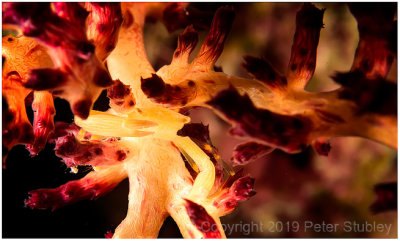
[184,199,224,238]
[113,138,190,238]
[242,56,287,91]
[52,2,88,25]
[48,122,81,144]
[207,86,314,153]
[287,3,325,89]
[2,35,53,164]
[211,175,256,217]
[148,3,397,153]
[141,74,197,107]
[2,89,33,166]
[348,3,396,78]
[192,6,235,69]
[106,3,156,107]
[55,134,132,167]
[332,71,396,116]
[26,91,55,155]
[232,141,274,166]
[171,25,199,65]
[3,2,113,119]
[25,163,127,211]
[85,3,123,61]
[107,79,136,113]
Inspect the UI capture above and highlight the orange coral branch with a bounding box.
[26,91,55,155]
[144,3,397,153]
[287,3,325,89]
[3,2,113,119]
[106,3,156,108]
[2,35,53,163]
[85,3,123,61]
[25,163,127,211]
